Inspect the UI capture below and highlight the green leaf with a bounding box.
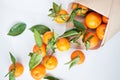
[9,70,15,80]
[70,32,82,46]
[65,56,80,69]
[86,35,93,41]
[68,8,80,22]
[85,41,90,50]
[53,2,61,13]
[46,32,58,53]
[60,28,80,38]
[84,35,93,50]
[48,13,56,17]
[9,52,16,65]
[29,53,43,70]
[8,22,26,36]
[44,76,59,80]
[30,24,50,35]
[34,29,42,47]
[73,19,86,31]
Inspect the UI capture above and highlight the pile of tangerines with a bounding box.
[6,2,109,80]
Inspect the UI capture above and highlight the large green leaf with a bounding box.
[29,53,42,70]
[9,52,16,65]
[73,19,86,31]
[30,24,50,35]
[34,29,42,47]
[60,28,80,38]
[44,76,59,80]
[7,22,26,36]
[9,70,15,80]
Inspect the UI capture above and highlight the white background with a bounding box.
[0,0,120,80]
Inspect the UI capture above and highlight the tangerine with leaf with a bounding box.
[65,50,85,69]
[84,32,99,49]
[5,52,24,79]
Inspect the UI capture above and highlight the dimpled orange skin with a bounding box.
[43,31,53,44]
[30,64,46,79]
[96,24,107,40]
[33,44,46,57]
[9,62,24,77]
[43,55,58,70]
[85,32,99,49]
[54,9,69,24]
[56,38,70,52]
[85,12,102,29]
[71,50,85,64]
[102,16,109,24]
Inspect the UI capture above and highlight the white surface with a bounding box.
[0,0,120,80]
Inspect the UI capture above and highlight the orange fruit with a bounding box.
[33,43,46,57]
[72,3,80,10]
[96,24,107,40]
[56,37,70,52]
[71,50,85,64]
[54,9,69,24]
[43,55,58,70]
[102,16,108,23]
[85,12,102,29]
[72,3,88,16]
[9,62,24,77]
[43,31,53,44]
[77,5,88,16]
[84,32,99,49]
[30,64,46,79]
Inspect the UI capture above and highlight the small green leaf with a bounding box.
[29,53,42,70]
[84,35,93,50]
[85,41,90,50]
[9,70,15,80]
[65,56,80,69]
[8,22,26,36]
[9,52,16,65]
[34,29,42,47]
[60,28,80,38]
[44,75,59,80]
[30,24,50,35]
[53,2,61,13]
[73,19,86,31]
[48,13,56,17]
[86,35,93,41]
[68,8,80,22]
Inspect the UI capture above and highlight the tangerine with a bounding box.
[84,32,99,49]
[9,62,24,77]
[43,55,58,70]
[33,44,46,57]
[85,12,102,29]
[30,64,46,79]
[43,31,53,44]
[54,9,69,24]
[102,16,108,24]
[56,37,70,52]
[71,50,85,64]
[96,24,107,40]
